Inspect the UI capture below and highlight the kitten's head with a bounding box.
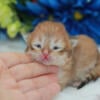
[26,21,72,66]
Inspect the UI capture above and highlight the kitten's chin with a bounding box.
[34,58,51,66]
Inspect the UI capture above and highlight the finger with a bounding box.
[18,74,58,93]
[9,62,58,81]
[25,83,60,100]
[0,53,32,68]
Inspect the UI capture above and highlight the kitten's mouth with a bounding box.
[39,59,50,65]
[41,60,50,65]
[36,57,51,65]
[40,58,51,65]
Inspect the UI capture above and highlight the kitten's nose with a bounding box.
[43,54,49,60]
[42,49,49,60]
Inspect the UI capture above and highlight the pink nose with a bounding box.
[43,54,49,60]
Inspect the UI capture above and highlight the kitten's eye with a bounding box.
[53,46,60,50]
[32,41,42,50]
[35,44,41,48]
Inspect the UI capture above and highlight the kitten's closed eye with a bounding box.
[53,46,59,50]
[52,46,63,52]
[35,44,41,48]
[32,43,42,50]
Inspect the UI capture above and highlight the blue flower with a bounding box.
[16,0,100,44]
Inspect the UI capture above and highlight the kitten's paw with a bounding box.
[72,81,82,88]
[76,75,91,89]
[77,81,87,89]
[72,74,93,89]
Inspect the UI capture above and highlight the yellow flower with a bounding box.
[74,11,84,21]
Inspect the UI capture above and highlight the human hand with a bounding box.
[0,53,60,100]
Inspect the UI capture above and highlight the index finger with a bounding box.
[9,62,58,81]
[0,53,33,68]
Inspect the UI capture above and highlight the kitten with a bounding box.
[26,21,100,89]
[26,21,75,89]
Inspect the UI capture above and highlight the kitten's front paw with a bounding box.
[76,74,92,89]
[72,79,89,89]
[72,81,82,88]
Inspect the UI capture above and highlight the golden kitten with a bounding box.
[26,21,100,89]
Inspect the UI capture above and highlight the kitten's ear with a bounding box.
[69,37,78,56]
[70,36,78,48]
[21,33,31,43]
[70,38,78,48]
[25,33,32,52]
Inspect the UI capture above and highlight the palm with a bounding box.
[0,66,59,100]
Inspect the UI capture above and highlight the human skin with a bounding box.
[0,53,60,100]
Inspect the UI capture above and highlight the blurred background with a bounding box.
[0,0,100,52]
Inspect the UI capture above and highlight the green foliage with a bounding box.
[0,0,16,4]
[0,0,32,38]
